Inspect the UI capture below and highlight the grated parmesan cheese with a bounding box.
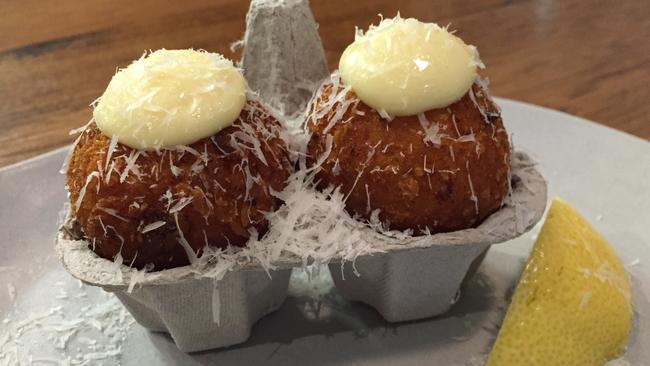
[75,172,100,212]
[466,160,479,216]
[140,221,166,234]
[0,284,133,366]
[168,196,193,214]
[417,113,444,146]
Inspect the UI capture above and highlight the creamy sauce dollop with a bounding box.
[339,16,483,117]
[94,49,246,149]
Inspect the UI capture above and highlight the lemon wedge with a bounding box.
[486,197,632,366]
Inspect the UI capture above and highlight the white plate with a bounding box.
[1,98,648,365]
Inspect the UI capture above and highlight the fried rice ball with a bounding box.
[66,100,292,270]
[306,75,511,233]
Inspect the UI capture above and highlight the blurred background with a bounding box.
[0,0,648,167]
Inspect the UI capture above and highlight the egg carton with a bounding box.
[55,0,548,353]
[55,150,546,352]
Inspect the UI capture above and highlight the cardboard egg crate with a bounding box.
[55,0,547,352]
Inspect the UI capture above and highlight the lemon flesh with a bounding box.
[486,197,632,366]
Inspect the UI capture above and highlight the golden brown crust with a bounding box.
[66,101,292,270]
[306,76,511,233]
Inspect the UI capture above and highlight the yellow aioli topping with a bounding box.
[94,49,247,149]
[339,16,483,117]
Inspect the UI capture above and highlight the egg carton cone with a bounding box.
[241,0,329,117]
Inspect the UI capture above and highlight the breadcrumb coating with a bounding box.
[306,75,510,233]
[66,101,292,270]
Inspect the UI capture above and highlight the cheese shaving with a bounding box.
[127,265,152,293]
[140,221,166,234]
[417,113,444,146]
[104,135,119,173]
[174,213,198,264]
[168,196,193,214]
[75,172,100,212]
[60,120,93,175]
[96,207,128,222]
[119,150,141,183]
[466,160,479,216]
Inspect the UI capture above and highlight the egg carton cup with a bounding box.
[329,151,546,322]
[55,151,546,352]
[330,240,490,322]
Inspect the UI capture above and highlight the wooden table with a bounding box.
[1,0,648,168]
